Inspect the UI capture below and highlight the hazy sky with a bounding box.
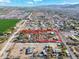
[0,0,79,7]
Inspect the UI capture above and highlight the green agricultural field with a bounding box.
[0,19,20,33]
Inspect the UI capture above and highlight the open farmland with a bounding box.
[0,19,20,33]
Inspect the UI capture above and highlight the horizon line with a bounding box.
[0,3,79,7]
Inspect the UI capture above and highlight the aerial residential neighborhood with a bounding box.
[0,0,79,59]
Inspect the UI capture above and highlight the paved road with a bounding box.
[0,12,32,57]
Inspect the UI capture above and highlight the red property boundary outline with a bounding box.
[20,28,62,43]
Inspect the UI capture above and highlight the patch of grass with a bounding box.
[0,19,20,33]
[75,36,79,39]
